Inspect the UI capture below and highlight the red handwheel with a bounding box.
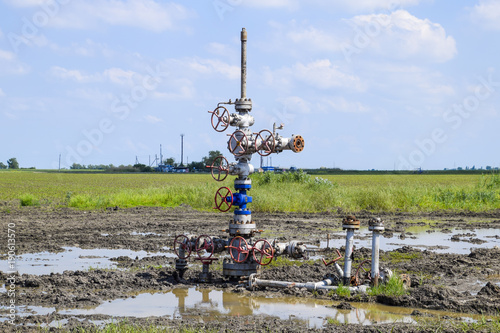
[252,239,275,266]
[208,106,230,132]
[173,235,192,259]
[228,130,249,156]
[214,187,233,212]
[255,130,275,157]
[228,236,250,263]
[207,156,229,182]
[195,235,214,259]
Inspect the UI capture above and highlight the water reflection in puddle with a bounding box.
[320,227,500,254]
[14,288,483,328]
[1,247,176,275]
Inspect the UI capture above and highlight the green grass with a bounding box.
[368,274,409,297]
[381,251,422,264]
[1,170,500,212]
[331,283,351,297]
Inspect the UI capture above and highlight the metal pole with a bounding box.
[369,218,384,286]
[241,28,247,99]
[344,229,354,285]
[180,134,184,166]
[371,231,381,286]
[342,216,360,285]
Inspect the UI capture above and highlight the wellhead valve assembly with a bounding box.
[173,28,305,280]
[173,28,399,291]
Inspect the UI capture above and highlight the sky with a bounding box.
[0,0,499,170]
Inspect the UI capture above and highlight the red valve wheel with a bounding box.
[214,187,233,212]
[195,235,214,259]
[255,130,275,157]
[228,130,249,156]
[207,156,229,182]
[173,235,192,259]
[252,239,275,266]
[209,106,230,132]
[228,236,250,263]
[354,259,372,286]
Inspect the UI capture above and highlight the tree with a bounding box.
[202,150,223,167]
[164,157,176,166]
[7,158,19,169]
[0,162,6,169]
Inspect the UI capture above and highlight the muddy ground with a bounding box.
[1,206,500,332]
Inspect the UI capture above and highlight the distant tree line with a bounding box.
[0,158,20,169]
[67,150,224,173]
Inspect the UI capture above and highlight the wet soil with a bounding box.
[1,206,500,332]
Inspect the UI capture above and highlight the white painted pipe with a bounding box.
[343,229,355,284]
[248,274,367,293]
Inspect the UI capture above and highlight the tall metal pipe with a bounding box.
[241,28,247,99]
[369,218,384,286]
[343,229,354,285]
[342,216,360,285]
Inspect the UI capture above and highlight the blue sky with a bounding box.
[0,0,499,170]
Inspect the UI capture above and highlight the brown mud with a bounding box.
[1,206,500,332]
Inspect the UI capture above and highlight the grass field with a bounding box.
[0,170,499,212]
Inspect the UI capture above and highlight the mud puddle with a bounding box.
[3,287,488,329]
[320,227,500,254]
[0,247,176,275]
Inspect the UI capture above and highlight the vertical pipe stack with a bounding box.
[369,218,384,286]
[240,28,247,99]
[342,216,360,285]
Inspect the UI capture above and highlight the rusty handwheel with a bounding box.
[173,235,192,259]
[353,259,372,286]
[209,106,230,132]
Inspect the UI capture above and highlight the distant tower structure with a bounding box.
[180,134,185,166]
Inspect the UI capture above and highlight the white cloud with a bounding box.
[187,58,240,80]
[49,39,115,58]
[286,25,344,53]
[50,66,135,85]
[45,0,191,32]
[152,79,195,101]
[0,49,30,75]
[49,66,99,83]
[0,88,5,97]
[293,59,364,90]
[261,59,364,94]
[144,115,163,124]
[0,49,15,61]
[471,0,500,30]
[207,43,237,58]
[277,96,311,114]
[346,10,456,62]
[103,68,135,85]
[321,96,370,113]
[3,0,47,7]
